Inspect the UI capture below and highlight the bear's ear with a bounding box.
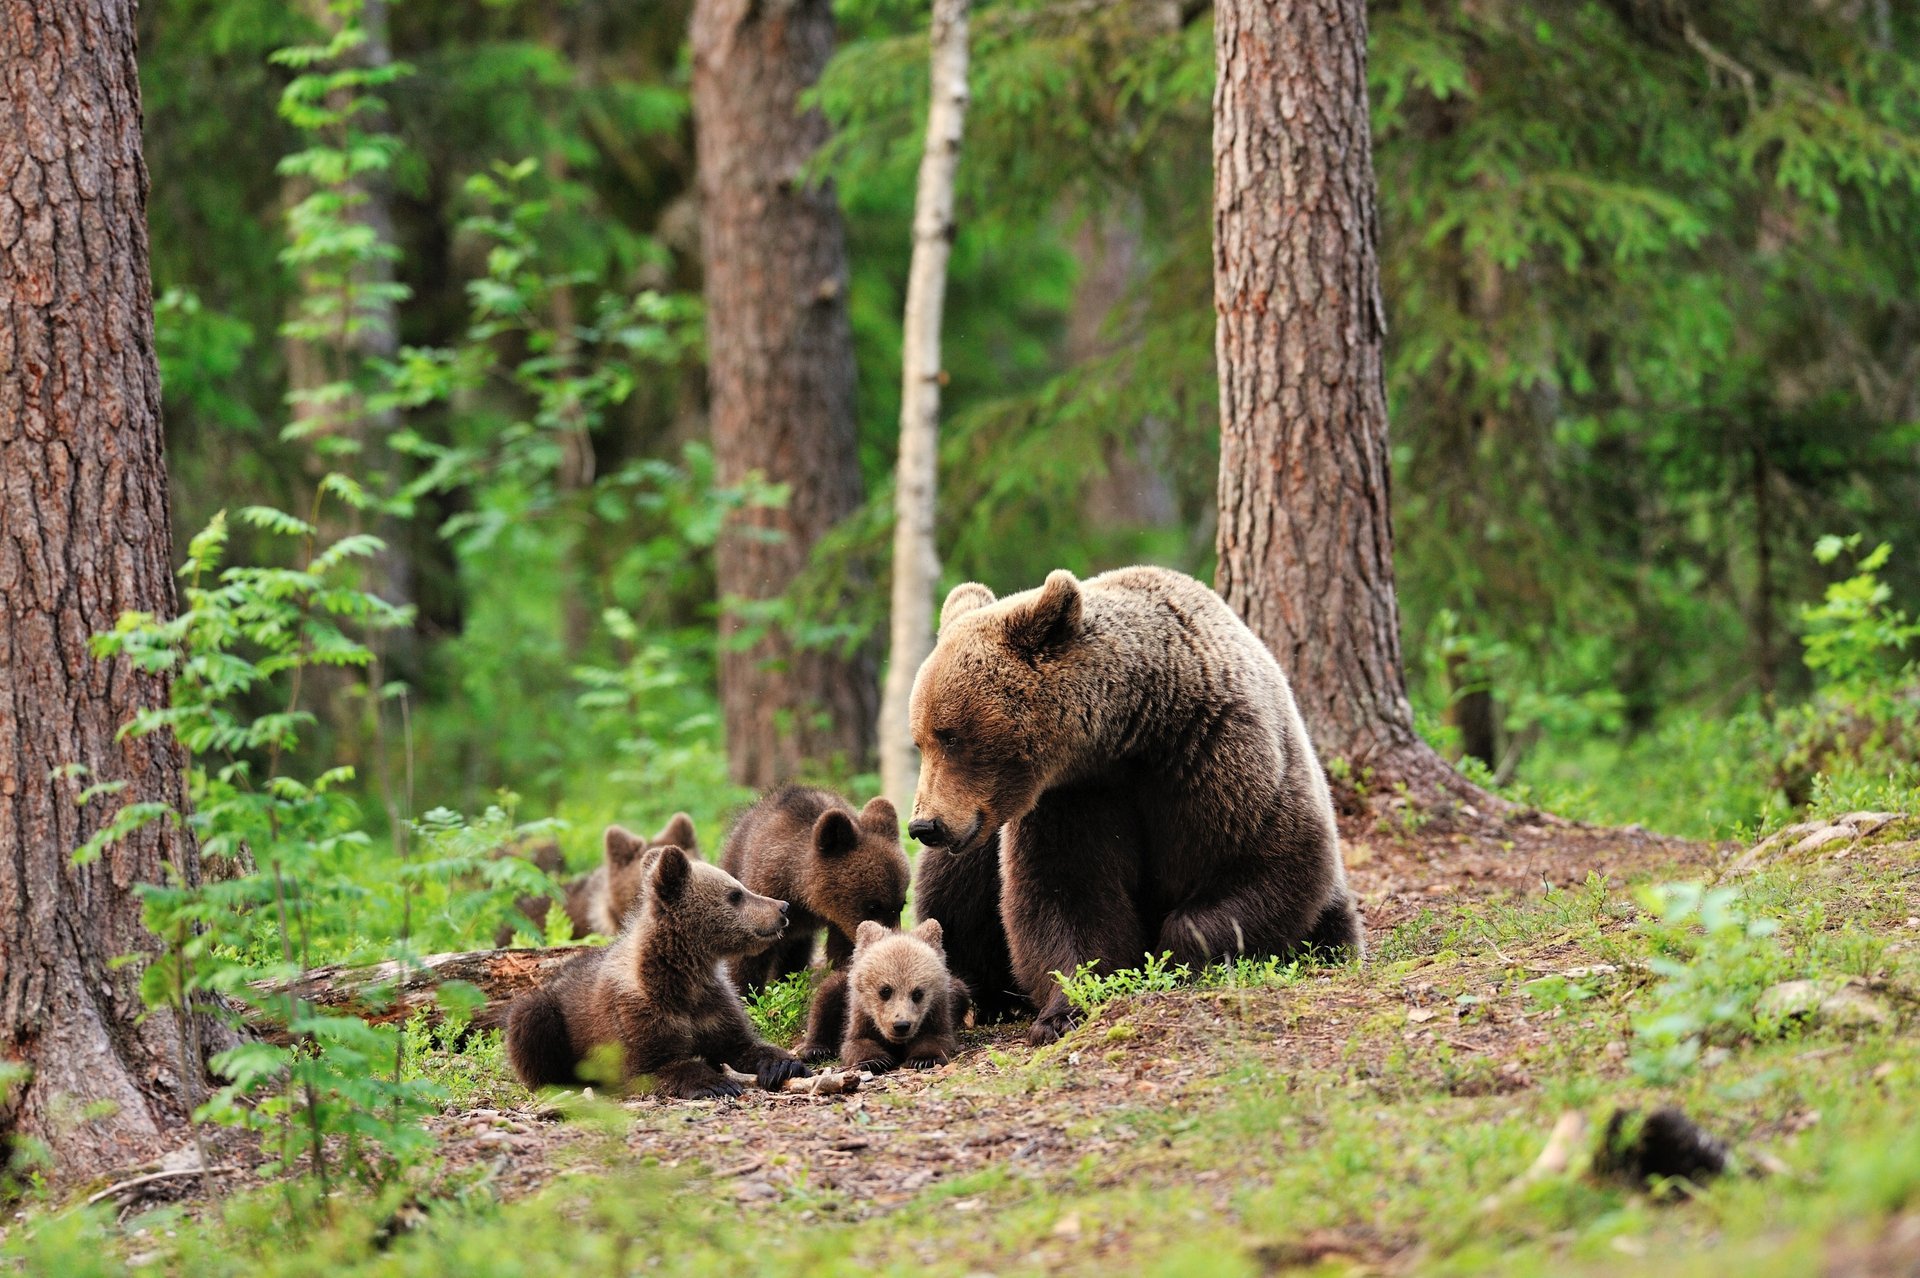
[813,809,860,859]
[858,795,898,836]
[653,811,697,853]
[910,917,945,954]
[1004,569,1082,658]
[650,844,691,905]
[854,920,890,950]
[604,825,647,869]
[939,582,996,633]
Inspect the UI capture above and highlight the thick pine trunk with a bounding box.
[879,0,970,815]
[692,0,876,788]
[1211,0,1477,805]
[0,0,218,1179]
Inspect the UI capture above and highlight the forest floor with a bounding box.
[13,810,1920,1276]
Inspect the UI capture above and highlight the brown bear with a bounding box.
[718,786,909,1059]
[839,919,969,1073]
[907,566,1362,1047]
[911,830,1024,1022]
[496,815,698,946]
[503,842,810,1099]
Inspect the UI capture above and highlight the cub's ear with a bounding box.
[813,809,860,858]
[858,795,898,835]
[650,844,691,905]
[604,825,647,869]
[910,917,945,954]
[939,582,996,633]
[654,811,697,854]
[854,920,890,950]
[1004,569,1082,658]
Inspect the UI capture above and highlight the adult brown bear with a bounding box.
[907,566,1362,1045]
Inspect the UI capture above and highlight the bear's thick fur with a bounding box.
[496,815,699,947]
[839,919,968,1073]
[503,842,809,1098]
[911,830,1024,1022]
[907,566,1362,1045]
[718,786,909,1059]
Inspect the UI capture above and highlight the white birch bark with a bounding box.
[879,0,971,815]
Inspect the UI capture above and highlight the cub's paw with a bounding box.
[849,1057,894,1075]
[682,1077,744,1101]
[905,1054,949,1070]
[756,1057,812,1090]
[796,1040,839,1064]
[1028,1008,1079,1047]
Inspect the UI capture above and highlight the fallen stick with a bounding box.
[83,1165,242,1208]
[720,1066,863,1096]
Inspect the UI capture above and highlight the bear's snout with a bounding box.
[907,818,945,846]
[890,1018,914,1039]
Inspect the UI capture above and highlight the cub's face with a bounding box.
[645,844,789,957]
[908,572,1083,857]
[805,796,910,936]
[603,813,699,926]
[849,920,949,1044]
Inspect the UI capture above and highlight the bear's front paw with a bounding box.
[850,1057,894,1075]
[795,1040,839,1064]
[1028,1008,1079,1047]
[681,1077,744,1101]
[905,1053,949,1070]
[756,1057,811,1090]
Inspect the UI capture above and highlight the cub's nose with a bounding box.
[907,818,945,846]
[892,1019,914,1037]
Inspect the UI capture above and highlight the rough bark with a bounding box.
[247,945,592,1044]
[1211,0,1481,806]
[692,0,876,788]
[0,0,219,1179]
[879,0,970,815]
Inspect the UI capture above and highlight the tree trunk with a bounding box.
[0,0,219,1179]
[1211,0,1479,806]
[879,0,971,815]
[692,0,875,788]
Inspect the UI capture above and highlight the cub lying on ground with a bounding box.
[840,919,969,1074]
[503,842,810,1099]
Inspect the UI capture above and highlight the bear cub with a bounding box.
[504,840,810,1099]
[719,786,910,1059]
[840,919,969,1074]
[495,814,699,946]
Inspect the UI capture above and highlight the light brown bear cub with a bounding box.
[494,815,698,946]
[719,786,910,1060]
[840,919,968,1074]
[504,842,810,1099]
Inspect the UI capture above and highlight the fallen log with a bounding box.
[246,944,592,1043]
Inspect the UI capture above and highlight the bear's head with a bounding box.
[602,813,699,926]
[639,843,790,958]
[802,796,909,937]
[848,919,951,1045]
[907,569,1085,856]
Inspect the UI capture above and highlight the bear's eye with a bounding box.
[933,728,959,752]
[727,889,744,906]
[879,985,894,1001]
[910,988,925,1003]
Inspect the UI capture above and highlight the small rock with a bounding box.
[733,1179,777,1202]
[1052,1212,1082,1240]
[1756,979,1894,1029]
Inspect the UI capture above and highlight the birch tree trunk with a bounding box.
[1212,0,1486,810]
[0,0,224,1180]
[879,0,971,815]
[692,0,877,787]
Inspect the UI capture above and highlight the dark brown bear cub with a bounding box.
[494,814,698,946]
[718,786,909,1059]
[503,842,810,1099]
[840,920,967,1073]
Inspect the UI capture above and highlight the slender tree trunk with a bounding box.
[1212,0,1479,805]
[879,0,971,815]
[692,0,876,787]
[1751,440,1777,705]
[0,0,219,1179]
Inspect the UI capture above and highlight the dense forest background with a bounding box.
[142,0,1920,848]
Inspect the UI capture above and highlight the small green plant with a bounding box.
[1056,952,1191,1015]
[1628,882,1786,1085]
[746,971,817,1045]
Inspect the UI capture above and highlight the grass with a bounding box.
[5,822,1916,1275]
